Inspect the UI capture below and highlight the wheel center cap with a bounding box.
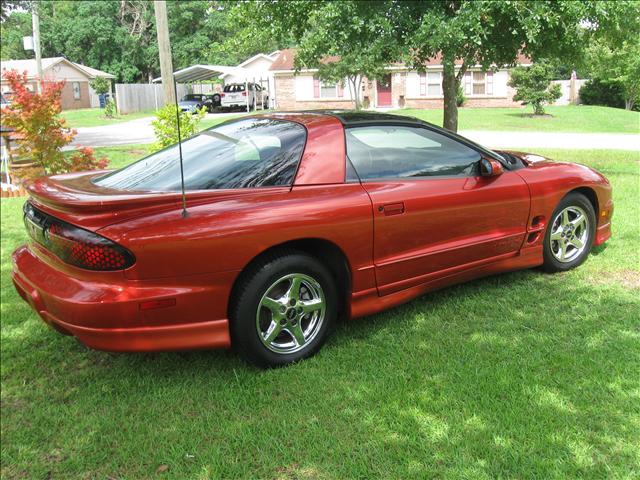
[286,308,297,320]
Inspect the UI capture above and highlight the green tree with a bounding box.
[0,11,33,60]
[233,0,399,110]
[587,39,640,110]
[89,76,110,95]
[400,1,601,132]
[508,63,562,115]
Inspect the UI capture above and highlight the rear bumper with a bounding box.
[12,245,233,352]
[221,101,248,108]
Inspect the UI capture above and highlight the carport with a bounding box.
[153,64,271,112]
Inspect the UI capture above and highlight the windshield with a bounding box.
[181,94,202,101]
[94,118,307,191]
[223,84,246,93]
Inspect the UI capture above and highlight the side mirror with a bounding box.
[480,158,504,177]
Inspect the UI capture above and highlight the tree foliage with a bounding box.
[508,63,562,115]
[1,69,106,179]
[89,76,109,95]
[234,1,400,109]
[587,39,640,110]
[1,1,280,83]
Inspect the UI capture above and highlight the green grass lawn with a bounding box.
[394,105,640,134]
[1,149,639,478]
[61,108,155,128]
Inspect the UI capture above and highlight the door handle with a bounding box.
[379,202,405,216]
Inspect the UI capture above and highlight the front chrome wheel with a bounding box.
[549,205,590,263]
[256,273,326,354]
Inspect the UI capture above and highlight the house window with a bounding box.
[313,77,344,98]
[419,72,442,96]
[464,71,493,96]
[72,82,81,100]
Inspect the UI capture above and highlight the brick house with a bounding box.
[270,49,531,110]
[1,57,115,110]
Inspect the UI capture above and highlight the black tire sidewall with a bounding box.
[542,192,596,272]
[231,252,337,367]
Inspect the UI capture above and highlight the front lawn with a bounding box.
[1,149,638,478]
[395,105,640,134]
[61,108,155,128]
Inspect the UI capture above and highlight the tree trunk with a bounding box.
[442,54,462,133]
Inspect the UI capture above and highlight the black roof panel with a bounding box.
[297,109,427,126]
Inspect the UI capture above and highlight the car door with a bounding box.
[345,124,531,296]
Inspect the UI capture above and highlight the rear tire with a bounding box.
[230,250,337,368]
[542,192,596,273]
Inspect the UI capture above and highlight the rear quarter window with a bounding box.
[94,118,306,191]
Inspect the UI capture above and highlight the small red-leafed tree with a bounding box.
[1,69,106,179]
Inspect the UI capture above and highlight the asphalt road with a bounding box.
[72,115,640,151]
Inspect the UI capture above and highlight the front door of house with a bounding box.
[376,74,392,107]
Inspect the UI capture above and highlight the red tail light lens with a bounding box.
[242,91,247,96]
[221,93,225,97]
[24,203,135,271]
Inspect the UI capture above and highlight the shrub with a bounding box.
[1,70,108,180]
[104,98,116,118]
[456,85,466,107]
[579,78,626,109]
[151,104,206,151]
[2,69,75,178]
[68,147,108,172]
[508,63,562,115]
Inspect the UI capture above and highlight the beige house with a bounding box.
[270,49,532,111]
[1,57,115,110]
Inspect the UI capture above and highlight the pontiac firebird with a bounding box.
[12,111,613,367]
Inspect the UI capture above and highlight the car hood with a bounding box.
[178,100,201,107]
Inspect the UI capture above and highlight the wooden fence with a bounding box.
[115,83,217,114]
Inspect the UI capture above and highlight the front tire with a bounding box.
[230,251,337,367]
[542,192,596,272]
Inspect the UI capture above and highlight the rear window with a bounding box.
[94,118,307,191]
[223,84,246,93]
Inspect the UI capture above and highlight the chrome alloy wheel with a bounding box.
[256,273,326,354]
[549,205,590,263]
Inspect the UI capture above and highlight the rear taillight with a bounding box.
[24,203,135,271]
[241,91,247,96]
[221,93,225,97]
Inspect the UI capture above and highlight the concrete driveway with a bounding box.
[71,112,243,148]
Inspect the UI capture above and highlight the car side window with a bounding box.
[345,125,481,180]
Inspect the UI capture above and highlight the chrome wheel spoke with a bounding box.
[558,240,567,260]
[571,215,586,230]
[550,228,563,241]
[261,296,282,314]
[300,298,323,314]
[569,236,584,249]
[287,277,303,302]
[288,322,306,346]
[263,320,282,343]
[561,210,570,227]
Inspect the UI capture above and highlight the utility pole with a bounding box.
[32,4,43,93]
[153,0,176,105]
